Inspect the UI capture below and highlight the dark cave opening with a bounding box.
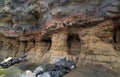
[41,37,52,51]
[112,19,120,51]
[113,27,120,51]
[0,41,3,49]
[67,34,81,55]
[113,19,120,43]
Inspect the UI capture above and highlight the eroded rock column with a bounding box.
[49,32,69,60]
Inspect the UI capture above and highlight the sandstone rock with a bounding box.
[0,1,119,76]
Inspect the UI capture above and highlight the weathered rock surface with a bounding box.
[0,0,120,77]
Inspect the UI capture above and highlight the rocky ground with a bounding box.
[0,0,120,77]
[64,65,120,77]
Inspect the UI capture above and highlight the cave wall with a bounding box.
[0,20,119,71]
[26,20,120,71]
[78,20,120,70]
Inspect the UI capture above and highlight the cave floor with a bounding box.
[64,65,120,77]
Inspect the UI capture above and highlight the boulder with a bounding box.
[54,58,76,70]
[21,70,35,77]
[42,72,51,77]
[51,70,63,77]
[33,64,47,76]
[55,65,70,74]
[0,55,27,68]
[37,74,43,77]
[50,56,66,64]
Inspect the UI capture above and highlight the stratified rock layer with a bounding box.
[0,0,120,74]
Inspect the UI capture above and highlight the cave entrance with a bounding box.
[41,37,52,51]
[114,26,120,51]
[67,34,81,55]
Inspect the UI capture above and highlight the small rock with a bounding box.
[65,61,76,69]
[55,59,76,69]
[50,56,66,64]
[33,64,47,75]
[46,64,56,71]
[51,70,63,77]
[21,70,35,77]
[42,72,51,77]
[55,65,70,74]
[70,65,75,70]
[37,74,43,77]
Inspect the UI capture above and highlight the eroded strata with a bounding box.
[0,0,120,72]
